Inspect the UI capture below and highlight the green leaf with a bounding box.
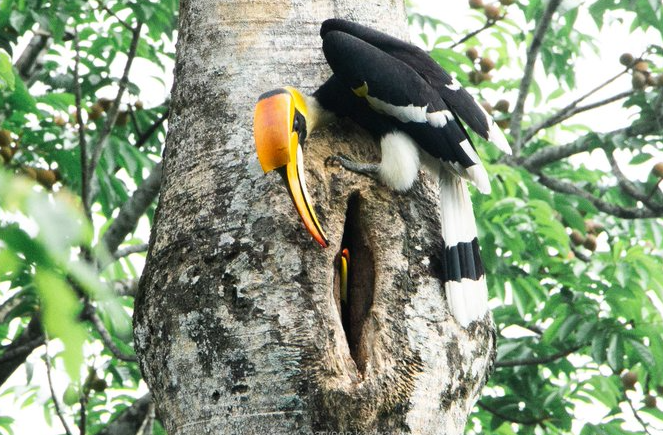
[0,249,20,277]
[0,49,14,91]
[0,0,14,28]
[629,152,653,165]
[626,338,655,367]
[584,376,620,410]
[557,204,585,232]
[34,268,87,382]
[557,313,581,341]
[6,72,37,112]
[592,329,608,364]
[607,332,624,372]
[36,92,75,111]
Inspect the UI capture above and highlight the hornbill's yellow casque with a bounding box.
[253,19,511,327]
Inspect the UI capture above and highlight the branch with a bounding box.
[14,28,50,82]
[135,109,169,149]
[0,294,22,324]
[535,172,663,219]
[101,162,162,256]
[477,400,546,426]
[571,247,591,263]
[647,178,663,201]
[114,243,149,260]
[522,114,663,171]
[495,343,584,368]
[101,243,149,270]
[86,23,143,206]
[509,0,564,155]
[87,106,167,202]
[79,391,88,435]
[78,368,98,435]
[95,394,153,435]
[128,106,142,137]
[0,316,43,388]
[607,151,663,212]
[45,340,75,435]
[100,3,134,31]
[624,392,654,435]
[449,17,502,49]
[83,302,137,362]
[112,279,139,298]
[523,89,634,143]
[73,28,91,218]
[136,401,156,435]
[520,132,608,170]
[0,336,44,364]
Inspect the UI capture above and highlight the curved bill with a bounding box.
[254,92,329,248]
[340,248,349,304]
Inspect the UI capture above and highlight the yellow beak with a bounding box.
[340,248,349,304]
[253,91,329,248]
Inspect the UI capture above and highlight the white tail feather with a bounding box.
[477,102,512,155]
[446,278,488,328]
[438,169,479,247]
[438,169,489,326]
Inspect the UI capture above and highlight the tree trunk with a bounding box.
[134,1,495,434]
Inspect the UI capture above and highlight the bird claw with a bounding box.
[325,154,380,179]
[325,154,352,168]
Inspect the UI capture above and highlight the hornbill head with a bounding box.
[253,87,329,248]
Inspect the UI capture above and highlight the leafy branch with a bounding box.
[449,16,503,49]
[14,27,50,83]
[99,3,134,32]
[114,243,149,260]
[607,151,663,211]
[509,0,564,155]
[83,302,137,362]
[135,108,169,149]
[84,22,143,207]
[477,399,547,426]
[101,163,162,256]
[73,28,90,218]
[0,316,44,387]
[95,394,153,435]
[0,335,44,365]
[522,88,634,143]
[495,343,585,368]
[534,172,663,219]
[623,391,654,435]
[45,340,75,435]
[112,279,139,298]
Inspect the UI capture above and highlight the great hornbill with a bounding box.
[253,19,511,327]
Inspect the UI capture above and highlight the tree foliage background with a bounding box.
[0,0,662,434]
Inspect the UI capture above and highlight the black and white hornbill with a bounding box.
[253,19,511,327]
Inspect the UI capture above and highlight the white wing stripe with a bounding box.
[426,109,454,128]
[445,78,462,91]
[365,94,427,123]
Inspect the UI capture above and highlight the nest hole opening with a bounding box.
[335,192,375,375]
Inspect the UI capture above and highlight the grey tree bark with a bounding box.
[134,1,495,434]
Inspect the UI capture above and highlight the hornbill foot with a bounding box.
[326,154,380,180]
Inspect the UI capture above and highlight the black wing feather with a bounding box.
[321,18,492,141]
[322,30,477,167]
[322,30,434,108]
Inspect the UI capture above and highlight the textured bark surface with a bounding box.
[134,1,495,434]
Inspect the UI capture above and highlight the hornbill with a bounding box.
[253,19,511,327]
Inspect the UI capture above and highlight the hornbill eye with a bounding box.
[293,116,300,132]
